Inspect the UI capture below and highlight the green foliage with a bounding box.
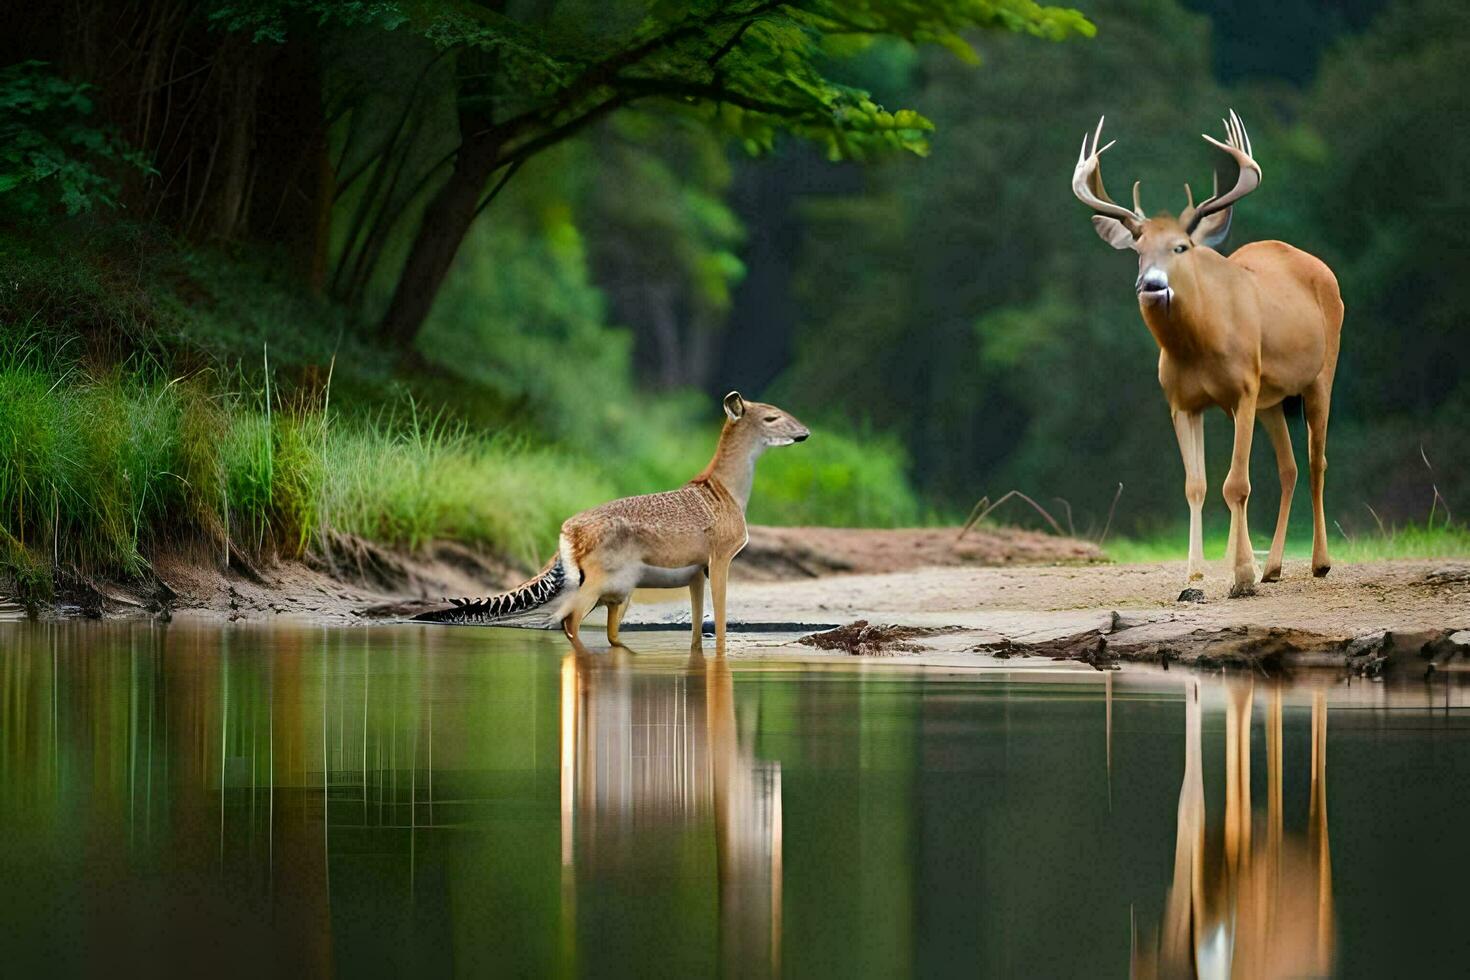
[418,158,637,449]
[749,427,930,527]
[0,62,148,216]
[205,0,408,43]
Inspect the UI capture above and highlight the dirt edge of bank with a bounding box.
[6,524,1100,624]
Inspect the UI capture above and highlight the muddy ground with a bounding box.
[8,525,1466,677]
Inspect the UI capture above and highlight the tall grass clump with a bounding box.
[0,354,623,598]
[0,359,195,580]
[320,405,614,566]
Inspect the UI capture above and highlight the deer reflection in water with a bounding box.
[1134,680,1334,979]
[559,649,782,975]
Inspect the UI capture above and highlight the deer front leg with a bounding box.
[1224,392,1259,597]
[1172,410,1207,600]
[708,555,732,656]
[1257,404,1298,582]
[688,567,706,651]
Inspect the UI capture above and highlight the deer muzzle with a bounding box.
[1136,268,1173,310]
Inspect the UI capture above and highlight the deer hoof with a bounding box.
[1261,565,1282,583]
[1177,587,1206,604]
[1228,581,1257,599]
[1313,564,1331,578]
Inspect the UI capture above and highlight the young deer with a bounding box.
[1073,111,1344,599]
[415,392,809,652]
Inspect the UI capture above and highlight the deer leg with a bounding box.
[561,611,592,655]
[560,572,602,654]
[1223,392,1259,597]
[1172,410,1207,596]
[709,555,732,656]
[688,567,706,651]
[605,597,630,646]
[1258,404,1298,582]
[1304,380,1333,577]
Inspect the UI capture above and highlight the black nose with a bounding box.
[794,432,809,442]
[1137,269,1169,293]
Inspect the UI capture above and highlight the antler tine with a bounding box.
[1071,115,1143,227]
[1232,108,1252,156]
[1185,109,1262,235]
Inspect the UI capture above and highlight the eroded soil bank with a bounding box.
[8,524,1466,678]
[4,524,1097,624]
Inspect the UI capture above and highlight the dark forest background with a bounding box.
[2,0,1466,585]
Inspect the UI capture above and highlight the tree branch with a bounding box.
[609,76,822,121]
[475,0,789,145]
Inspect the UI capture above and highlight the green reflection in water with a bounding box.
[3,621,1470,978]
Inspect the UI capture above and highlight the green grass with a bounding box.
[0,357,931,602]
[1105,522,1470,565]
[0,362,624,596]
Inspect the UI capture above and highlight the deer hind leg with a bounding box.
[1304,378,1333,577]
[688,567,707,651]
[1172,410,1207,599]
[1224,392,1260,597]
[1258,403,1298,582]
[560,563,604,652]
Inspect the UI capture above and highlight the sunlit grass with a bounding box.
[0,362,622,598]
[1105,522,1470,565]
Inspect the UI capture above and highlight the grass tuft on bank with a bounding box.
[1105,521,1470,566]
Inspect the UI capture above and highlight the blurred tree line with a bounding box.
[2,0,1466,535]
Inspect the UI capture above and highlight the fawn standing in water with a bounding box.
[415,391,809,653]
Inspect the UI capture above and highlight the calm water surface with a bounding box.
[3,620,1470,978]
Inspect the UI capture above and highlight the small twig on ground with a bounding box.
[1053,497,1077,538]
[1363,503,1387,537]
[958,496,990,540]
[957,490,1067,540]
[1421,445,1452,528]
[1098,483,1124,547]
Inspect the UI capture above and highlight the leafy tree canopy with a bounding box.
[209,0,1094,161]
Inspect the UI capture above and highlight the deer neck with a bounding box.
[1139,275,1224,361]
[695,424,764,512]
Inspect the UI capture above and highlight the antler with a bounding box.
[1072,116,1144,229]
[1182,109,1261,234]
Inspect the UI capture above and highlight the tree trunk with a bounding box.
[376,129,500,349]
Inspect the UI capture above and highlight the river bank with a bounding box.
[625,554,1470,677]
[12,523,1467,679]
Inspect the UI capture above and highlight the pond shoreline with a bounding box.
[10,528,1466,679]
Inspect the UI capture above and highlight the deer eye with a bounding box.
[1173,243,1189,254]
[763,415,779,423]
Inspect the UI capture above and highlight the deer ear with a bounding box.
[1092,215,1138,251]
[723,391,746,421]
[1190,207,1232,249]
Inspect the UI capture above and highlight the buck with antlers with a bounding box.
[1072,111,1344,599]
